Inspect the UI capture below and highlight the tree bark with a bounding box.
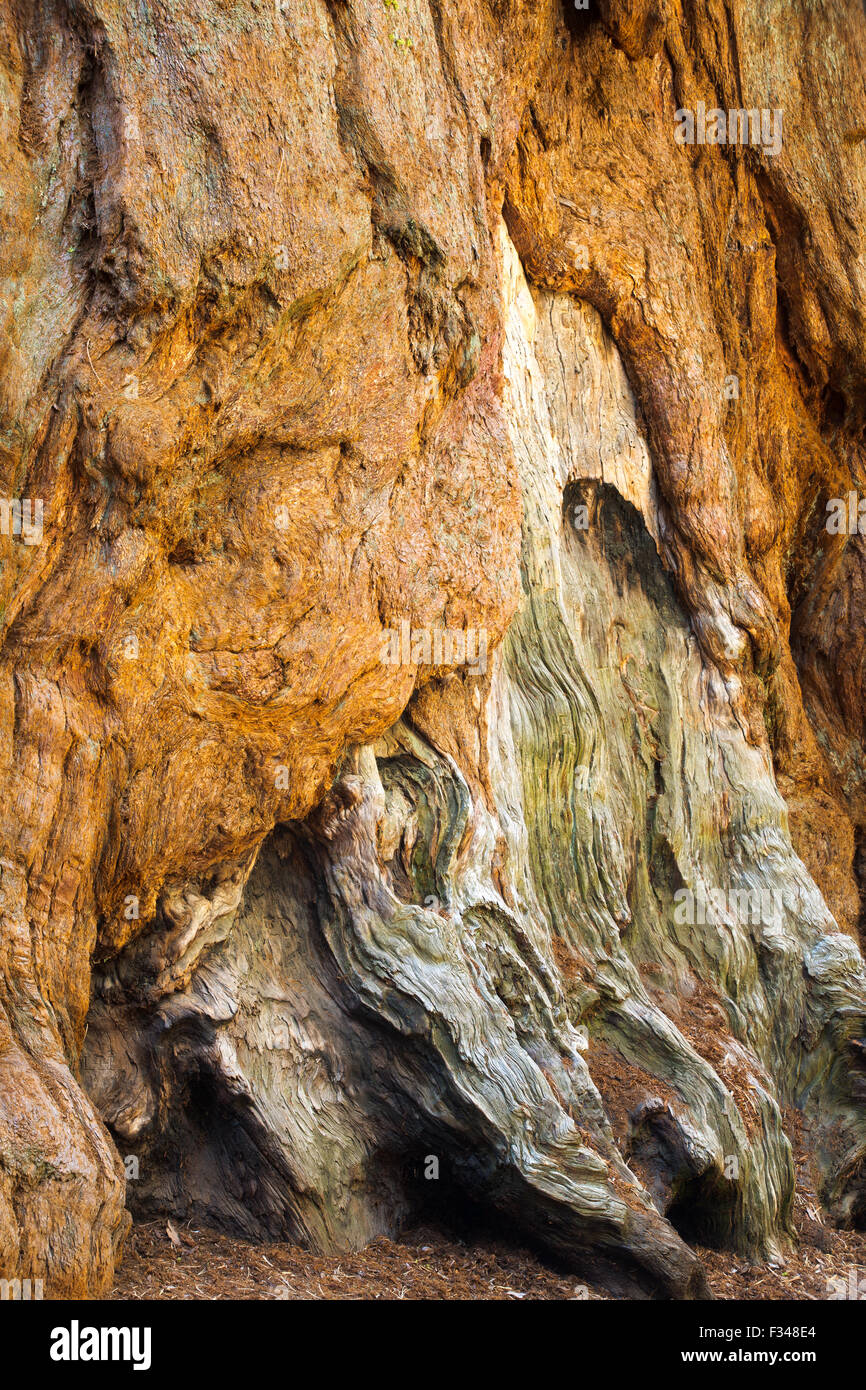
[1,0,865,1298]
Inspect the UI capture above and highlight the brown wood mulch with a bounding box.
[108,1220,607,1301]
[107,1208,866,1302]
[108,1084,865,1303]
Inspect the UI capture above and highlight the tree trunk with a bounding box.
[1,0,865,1299]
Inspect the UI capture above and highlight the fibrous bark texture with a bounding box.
[1,0,866,1298]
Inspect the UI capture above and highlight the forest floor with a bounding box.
[109,1220,596,1301]
[109,1212,866,1301]
[109,1105,866,1301]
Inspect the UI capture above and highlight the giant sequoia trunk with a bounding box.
[1,0,866,1299]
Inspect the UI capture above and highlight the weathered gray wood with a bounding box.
[82,240,866,1297]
